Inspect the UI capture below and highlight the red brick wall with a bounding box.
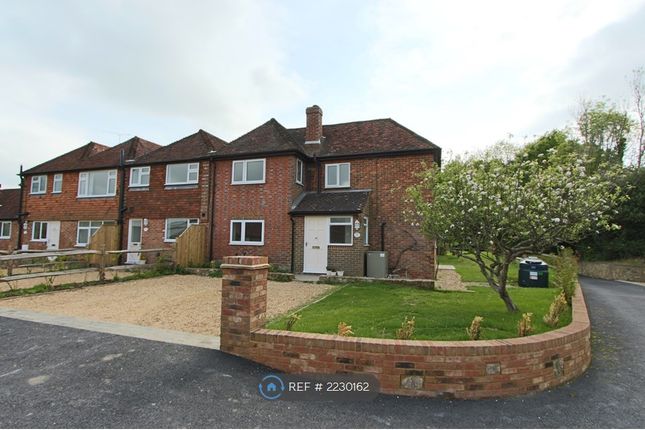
[0,220,19,252]
[220,260,592,399]
[211,156,302,267]
[313,154,437,278]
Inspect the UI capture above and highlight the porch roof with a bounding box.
[290,190,370,215]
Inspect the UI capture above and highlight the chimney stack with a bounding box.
[305,105,323,144]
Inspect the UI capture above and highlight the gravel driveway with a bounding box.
[0,275,334,335]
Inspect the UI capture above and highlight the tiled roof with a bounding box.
[221,119,303,157]
[23,137,160,175]
[0,188,20,220]
[290,190,370,215]
[287,118,439,158]
[135,130,227,164]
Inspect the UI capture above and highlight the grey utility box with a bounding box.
[366,251,389,278]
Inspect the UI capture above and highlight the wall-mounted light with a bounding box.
[354,219,361,230]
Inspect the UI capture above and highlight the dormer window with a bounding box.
[325,163,350,188]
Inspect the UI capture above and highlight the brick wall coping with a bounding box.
[220,263,271,270]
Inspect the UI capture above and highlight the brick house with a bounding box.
[0,188,20,252]
[19,105,440,278]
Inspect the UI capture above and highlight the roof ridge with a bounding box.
[228,119,276,145]
[287,117,393,131]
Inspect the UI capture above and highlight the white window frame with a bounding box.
[364,216,369,246]
[164,218,199,242]
[77,170,117,198]
[76,220,115,246]
[52,174,63,194]
[231,159,266,185]
[328,216,353,246]
[229,220,265,245]
[129,166,151,187]
[165,163,199,186]
[30,175,47,194]
[325,163,351,188]
[31,221,48,242]
[0,221,11,239]
[296,159,304,185]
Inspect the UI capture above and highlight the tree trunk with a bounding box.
[499,288,519,312]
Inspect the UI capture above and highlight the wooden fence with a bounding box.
[175,224,207,267]
[88,224,120,265]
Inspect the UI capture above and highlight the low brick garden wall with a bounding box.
[220,256,591,399]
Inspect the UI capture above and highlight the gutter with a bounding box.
[117,150,127,263]
[207,157,216,262]
[290,217,295,273]
[16,165,24,251]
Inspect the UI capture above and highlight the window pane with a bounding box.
[231,222,242,242]
[339,164,350,186]
[90,171,108,195]
[108,176,116,194]
[330,216,352,224]
[246,160,264,182]
[327,165,338,186]
[131,224,142,242]
[167,219,188,239]
[131,169,140,184]
[244,222,263,242]
[167,164,188,183]
[79,221,90,228]
[233,162,244,182]
[40,222,47,240]
[330,225,351,244]
[140,171,150,185]
[78,229,89,245]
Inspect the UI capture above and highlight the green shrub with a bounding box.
[269,264,290,273]
[268,273,292,282]
[208,269,223,278]
[552,247,578,305]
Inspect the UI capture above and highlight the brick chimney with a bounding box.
[305,105,323,144]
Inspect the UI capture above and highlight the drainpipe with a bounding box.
[380,222,386,252]
[16,165,25,251]
[117,150,126,263]
[207,157,216,262]
[290,217,295,273]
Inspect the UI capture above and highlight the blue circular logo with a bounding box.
[258,374,285,400]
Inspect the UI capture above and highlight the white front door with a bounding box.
[303,216,328,273]
[46,221,60,251]
[127,219,143,264]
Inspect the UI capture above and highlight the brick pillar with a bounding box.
[220,256,270,356]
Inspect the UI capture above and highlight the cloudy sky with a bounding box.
[1,0,644,188]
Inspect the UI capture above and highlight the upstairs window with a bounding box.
[296,159,304,185]
[164,218,199,242]
[0,221,11,239]
[30,175,47,194]
[32,221,48,241]
[130,166,150,187]
[166,163,199,185]
[329,216,352,245]
[78,170,117,197]
[325,163,350,188]
[230,220,264,245]
[52,174,63,193]
[232,159,265,184]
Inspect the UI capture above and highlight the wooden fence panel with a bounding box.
[88,224,120,265]
[175,224,207,267]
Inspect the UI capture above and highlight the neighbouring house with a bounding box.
[0,187,21,252]
[18,105,441,278]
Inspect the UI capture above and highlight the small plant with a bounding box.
[285,313,301,331]
[208,269,223,278]
[44,275,55,290]
[210,260,222,269]
[112,273,120,282]
[269,264,289,273]
[517,312,534,337]
[337,322,354,337]
[552,247,578,305]
[395,316,416,340]
[466,315,484,340]
[543,291,568,328]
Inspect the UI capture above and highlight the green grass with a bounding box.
[438,254,522,284]
[267,283,571,341]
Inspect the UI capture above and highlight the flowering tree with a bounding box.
[409,147,626,312]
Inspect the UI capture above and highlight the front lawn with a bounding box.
[438,254,522,284]
[267,283,571,341]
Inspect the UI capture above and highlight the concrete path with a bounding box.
[0,276,643,427]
